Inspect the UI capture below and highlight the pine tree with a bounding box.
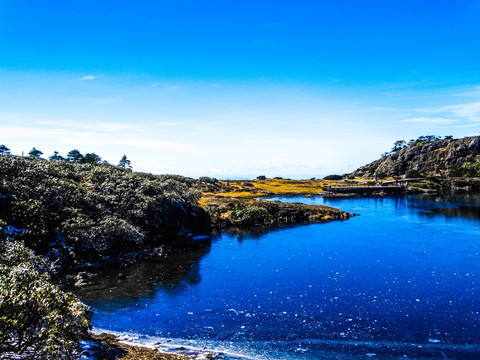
[49,151,65,161]
[83,153,102,165]
[118,154,132,171]
[0,145,10,155]
[28,147,43,159]
[66,149,84,163]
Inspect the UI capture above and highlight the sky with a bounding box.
[1,0,480,179]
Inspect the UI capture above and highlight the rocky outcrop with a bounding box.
[203,198,355,228]
[349,136,480,178]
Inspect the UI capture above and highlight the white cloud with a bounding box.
[443,101,480,121]
[79,75,95,81]
[415,100,480,121]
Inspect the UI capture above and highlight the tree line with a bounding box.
[0,144,132,170]
[382,135,455,157]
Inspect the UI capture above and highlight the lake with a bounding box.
[77,193,480,359]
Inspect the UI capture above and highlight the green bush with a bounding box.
[0,239,91,359]
[230,203,269,225]
[323,175,343,180]
[460,162,480,177]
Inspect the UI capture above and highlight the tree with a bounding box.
[66,149,84,163]
[444,135,454,140]
[118,154,132,170]
[0,144,10,155]
[391,140,406,152]
[28,147,43,159]
[417,135,441,143]
[48,151,65,161]
[82,153,102,165]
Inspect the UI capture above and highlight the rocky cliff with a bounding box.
[349,136,480,178]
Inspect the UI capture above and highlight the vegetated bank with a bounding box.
[0,155,211,359]
[196,177,355,227]
[0,155,211,272]
[0,156,354,359]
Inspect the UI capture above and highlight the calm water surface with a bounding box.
[77,194,480,359]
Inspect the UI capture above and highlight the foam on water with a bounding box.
[85,327,480,360]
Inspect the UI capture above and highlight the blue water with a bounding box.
[77,194,480,359]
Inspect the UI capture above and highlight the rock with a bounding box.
[117,272,126,279]
[74,279,90,287]
[349,136,480,178]
[73,271,96,286]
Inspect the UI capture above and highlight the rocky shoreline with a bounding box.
[84,333,191,360]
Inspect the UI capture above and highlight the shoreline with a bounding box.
[86,333,193,360]
[85,331,236,360]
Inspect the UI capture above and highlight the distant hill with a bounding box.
[349,136,480,178]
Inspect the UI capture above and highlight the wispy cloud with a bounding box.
[35,120,138,132]
[456,86,480,98]
[79,75,95,81]
[402,117,460,124]
[415,101,480,122]
[443,101,480,121]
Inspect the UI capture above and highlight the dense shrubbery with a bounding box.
[449,162,480,177]
[0,156,210,267]
[404,169,422,178]
[323,174,343,180]
[0,238,91,359]
[229,202,270,225]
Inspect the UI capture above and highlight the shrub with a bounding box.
[198,176,218,184]
[375,172,388,179]
[0,155,210,265]
[460,162,480,177]
[405,169,421,178]
[230,203,269,225]
[323,175,343,180]
[0,239,91,359]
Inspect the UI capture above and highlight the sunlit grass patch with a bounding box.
[215,191,267,198]
[251,179,325,194]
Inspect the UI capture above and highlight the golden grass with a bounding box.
[246,179,326,194]
[199,179,349,203]
[198,177,413,204]
[213,191,267,198]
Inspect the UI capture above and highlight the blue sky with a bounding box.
[1,0,480,178]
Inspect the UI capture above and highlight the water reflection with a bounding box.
[214,224,299,242]
[72,242,211,303]
[413,192,480,222]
